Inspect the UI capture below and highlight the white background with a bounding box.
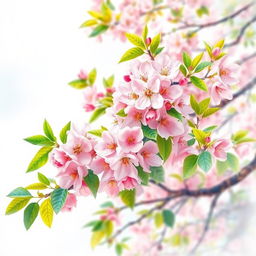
[0,1,126,255]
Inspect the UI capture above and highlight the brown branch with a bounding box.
[189,193,221,255]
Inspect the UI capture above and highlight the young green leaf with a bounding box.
[142,25,148,42]
[198,98,211,115]
[150,33,161,54]
[183,154,198,179]
[40,198,54,228]
[116,108,127,117]
[5,198,31,215]
[154,212,164,228]
[88,68,97,85]
[84,170,100,198]
[119,47,144,63]
[194,62,212,73]
[192,128,209,145]
[137,166,149,185]
[198,151,212,172]
[167,108,183,120]
[91,231,105,249]
[26,146,53,172]
[190,76,208,91]
[182,52,192,69]
[43,119,56,142]
[51,188,68,214]
[119,189,135,209]
[150,166,165,183]
[80,19,98,28]
[162,209,175,228]
[191,52,204,69]
[179,64,187,76]
[25,183,48,190]
[59,121,71,144]
[68,79,88,89]
[38,172,50,186]
[89,25,109,37]
[202,107,219,118]
[24,135,55,146]
[156,135,172,161]
[24,203,39,230]
[7,187,32,198]
[190,95,200,115]
[227,153,240,172]
[142,125,157,140]
[125,33,145,48]
[89,107,106,123]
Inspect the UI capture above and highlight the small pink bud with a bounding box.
[106,88,116,94]
[212,47,221,57]
[123,75,131,82]
[205,137,211,143]
[165,101,172,111]
[83,104,95,112]
[100,215,107,221]
[96,92,105,99]
[146,37,152,46]
[78,70,88,80]
[179,77,188,86]
[146,109,157,122]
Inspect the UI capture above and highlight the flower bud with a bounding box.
[146,37,152,46]
[165,101,172,111]
[123,75,131,82]
[179,77,188,86]
[205,136,211,143]
[78,70,88,80]
[212,47,221,58]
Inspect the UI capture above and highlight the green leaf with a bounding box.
[179,64,187,76]
[231,130,248,142]
[91,231,105,248]
[89,107,106,123]
[155,47,164,56]
[43,119,56,142]
[119,189,135,209]
[38,172,50,186]
[80,19,98,28]
[103,75,114,88]
[68,79,88,89]
[137,166,149,185]
[116,108,127,117]
[51,188,68,214]
[5,198,31,215]
[115,243,123,256]
[183,155,198,179]
[125,33,145,48]
[167,108,183,120]
[227,153,240,172]
[204,42,212,57]
[150,33,161,54]
[142,25,148,42]
[191,52,204,69]
[187,138,196,146]
[59,121,71,144]
[162,209,175,228]
[24,135,55,146]
[89,25,109,37]
[25,183,48,190]
[194,62,212,73]
[157,135,172,161]
[88,68,97,85]
[190,95,200,115]
[119,47,144,63]
[154,212,163,228]
[104,220,114,237]
[203,126,217,132]
[142,125,157,140]
[40,198,53,228]
[214,39,225,49]
[192,128,209,145]
[216,160,229,175]
[100,201,114,208]
[198,98,211,115]
[150,166,165,183]
[84,170,100,198]
[26,146,53,172]
[190,76,208,91]
[182,52,192,69]
[198,151,212,172]
[202,107,219,117]
[7,187,32,198]
[24,203,39,230]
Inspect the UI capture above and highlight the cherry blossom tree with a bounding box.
[5,0,256,255]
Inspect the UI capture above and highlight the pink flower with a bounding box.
[148,109,184,139]
[152,53,180,79]
[210,82,233,105]
[100,170,120,197]
[133,77,163,110]
[159,80,182,100]
[58,161,88,191]
[124,106,147,127]
[219,57,239,85]
[61,130,92,165]
[61,193,77,212]
[78,69,87,80]
[137,141,163,172]
[118,176,139,190]
[90,156,111,174]
[210,139,231,161]
[94,131,118,158]
[51,149,71,168]
[145,109,157,122]
[83,86,97,112]
[110,152,139,181]
[118,127,143,153]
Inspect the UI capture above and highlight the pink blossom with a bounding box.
[159,80,183,100]
[51,149,71,168]
[123,106,147,127]
[210,82,233,105]
[133,77,163,110]
[58,161,88,191]
[219,57,239,85]
[118,176,139,190]
[110,152,139,181]
[210,139,231,161]
[118,127,143,153]
[61,131,92,165]
[78,69,87,80]
[100,170,120,197]
[94,131,118,158]
[83,86,97,112]
[62,193,77,212]
[90,156,112,174]
[137,141,163,172]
